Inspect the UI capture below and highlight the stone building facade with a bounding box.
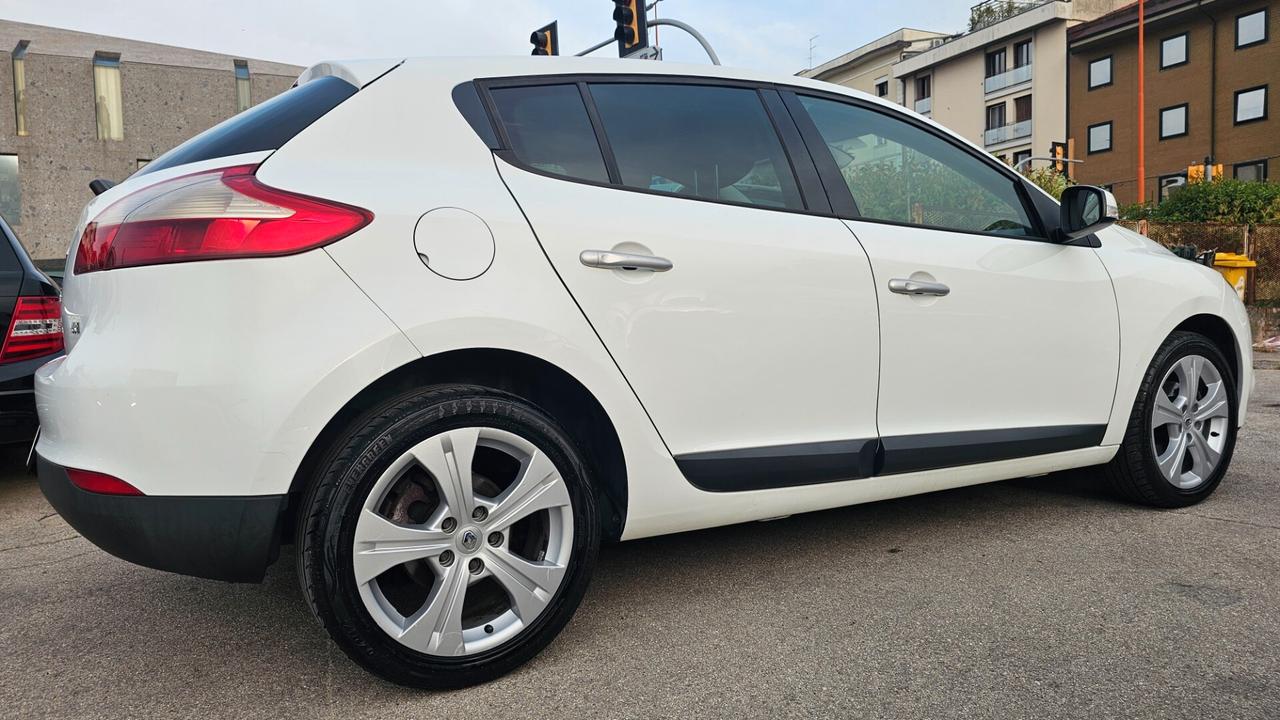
[0,20,302,260]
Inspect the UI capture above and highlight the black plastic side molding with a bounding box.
[675,425,1108,492]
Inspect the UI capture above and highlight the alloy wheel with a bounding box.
[351,426,574,657]
[1149,354,1230,490]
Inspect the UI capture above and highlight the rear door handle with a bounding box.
[579,249,673,272]
[888,278,950,297]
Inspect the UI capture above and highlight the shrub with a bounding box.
[1151,179,1280,224]
[1024,167,1072,200]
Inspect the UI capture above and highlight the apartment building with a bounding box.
[1067,0,1278,204]
[0,20,303,259]
[799,29,953,102]
[893,0,1123,168]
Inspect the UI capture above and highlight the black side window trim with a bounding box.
[474,74,831,218]
[780,88,1052,242]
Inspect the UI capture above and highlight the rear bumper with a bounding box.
[37,454,286,582]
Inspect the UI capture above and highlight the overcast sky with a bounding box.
[0,0,971,76]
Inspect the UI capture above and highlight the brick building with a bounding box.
[0,20,302,260]
[1067,0,1278,204]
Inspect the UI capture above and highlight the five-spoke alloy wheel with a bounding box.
[299,385,599,689]
[1107,331,1238,507]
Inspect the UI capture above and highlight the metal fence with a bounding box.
[1115,221,1279,305]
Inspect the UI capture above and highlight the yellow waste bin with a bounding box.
[1213,253,1256,301]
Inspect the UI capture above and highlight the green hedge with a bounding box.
[1144,180,1280,224]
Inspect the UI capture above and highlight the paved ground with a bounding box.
[2,373,1278,719]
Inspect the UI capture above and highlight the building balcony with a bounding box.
[984,63,1032,94]
[984,119,1032,147]
[914,96,932,114]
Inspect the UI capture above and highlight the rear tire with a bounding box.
[1105,331,1238,507]
[297,384,600,689]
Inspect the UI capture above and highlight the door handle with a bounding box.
[579,249,673,272]
[888,278,950,297]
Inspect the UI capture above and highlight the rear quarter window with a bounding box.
[136,75,357,177]
[488,84,610,184]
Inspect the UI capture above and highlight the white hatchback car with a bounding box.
[36,57,1251,688]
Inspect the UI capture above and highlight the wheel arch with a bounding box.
[1173,313,1242,389]
[285,348,628,541]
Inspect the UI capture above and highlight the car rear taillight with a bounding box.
[74,163,372,274]
[0,295,63,364]
[67,468,144,496]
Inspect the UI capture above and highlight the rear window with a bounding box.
[136,75,357,177]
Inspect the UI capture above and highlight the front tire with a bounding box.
[298,384,600,689]
[1105,331,1238,507]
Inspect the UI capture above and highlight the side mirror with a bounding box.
[1059,185,1118,241]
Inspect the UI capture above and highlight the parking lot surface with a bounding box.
[2,371,1278,719]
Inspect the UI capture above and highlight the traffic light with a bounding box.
[530,21,558,56]
[1049,142,1067,173]
[613,0,649,57]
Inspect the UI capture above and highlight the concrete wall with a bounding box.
[0,21,300,260]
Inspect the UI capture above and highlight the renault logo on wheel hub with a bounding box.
[459,528,481,554]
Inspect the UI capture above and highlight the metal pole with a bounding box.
[575,37,614,57]
[1014,156,1083,173]
[1137,0,1146,203]
[647,18,721,65]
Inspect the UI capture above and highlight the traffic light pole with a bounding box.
[574,16,720,65]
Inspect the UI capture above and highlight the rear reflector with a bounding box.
[74,164,372,274]
[67,468,144,496]
[0,296,63,364]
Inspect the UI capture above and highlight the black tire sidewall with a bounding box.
[301,386,599,689]
[1134,334,1239,503]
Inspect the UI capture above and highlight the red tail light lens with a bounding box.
[67,468,144,496]
[0,296,63,364]
[74,164,372,274]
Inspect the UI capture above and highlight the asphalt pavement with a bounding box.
[2,371,1278,719]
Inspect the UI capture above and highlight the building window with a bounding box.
[1088,56,1112,89]
[1159,173,1187,202]
[1234,159,1267,181]
[1013,149,1032,169]
[1236,9,1268,48]
[136,158,151,170]
[1234,85,1267,123]
[1159,103,1188,139]
[915,75,931,99]
[1014,95,1032,123]
[92,53,124,141]
[234,59,251,113]
[1161,33,1188,68]
[0,154,18,224]
[875,80,888,98]
[985,48,1006,77]
[11,41,27,137]
[986,102,1006,130]
[1087,121,1112,153]
[1013,40,1032,68]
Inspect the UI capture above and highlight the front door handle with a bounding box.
[888,278,950,297]
[579,249,673,272]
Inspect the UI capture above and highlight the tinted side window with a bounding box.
[490,85,609,183]
[589,83,803,210]
[137,76,357,177]
[799,95,1037,238]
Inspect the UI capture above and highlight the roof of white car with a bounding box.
[302,55,882,107]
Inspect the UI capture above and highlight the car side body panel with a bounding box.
[1092,225,1253,444]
